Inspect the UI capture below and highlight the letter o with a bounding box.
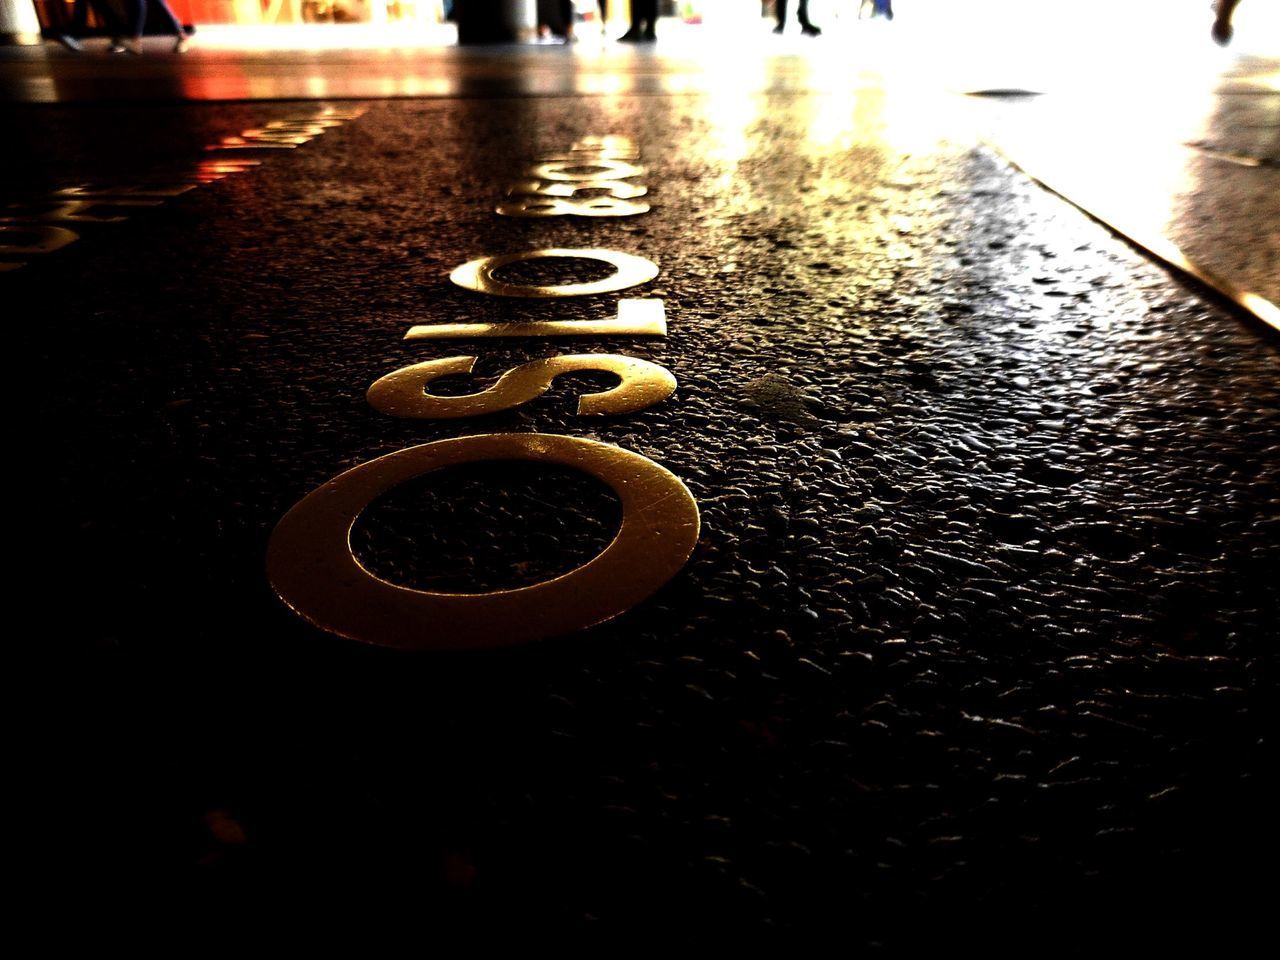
[531,158,645,181]
[449,248,658,298]
[266,433,700,651]
[0,224,80,256]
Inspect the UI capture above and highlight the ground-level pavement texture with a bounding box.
[6,20,1277,944]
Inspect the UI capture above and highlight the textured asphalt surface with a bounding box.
[10,70,1278,940]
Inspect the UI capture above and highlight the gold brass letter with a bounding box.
[535,150,641,162]
[208,138,298,151]
[449,248,657,298]
[0,198,161,224]
[404,298,666,341]
[530,158,645,181]
[266,433,701,651]
[0,224,80,255]
[507,180,647,200]
[52,184,197,199]
[189,159,262,181]
[496,196,650,218]
[367,354,676,419]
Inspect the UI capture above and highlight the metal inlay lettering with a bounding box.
[530,158,646,182]
[449,248,658,298]
[0,224,80,256]
[265,119,346,131]
[405,298,666,341]
[367,353,676,419]
[0,198,162,224]
[1,108,360,277]
[507,180,648,200]
[496,196,651,218]
[503,137,650,220]
[196,159,262,171]
[266,433,701,651]
[186,160,262,181]
[535,150,641,162]
[269,132,697,650]
[53,184,198,199]
[208,137,300,151]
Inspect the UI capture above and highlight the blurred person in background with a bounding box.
[119,0,192,54]
[1211,0,1241,44]
[54,0,128,52]
[774,0,821,36]
[618,0,657,42]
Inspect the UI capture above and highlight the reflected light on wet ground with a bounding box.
[977,31,1278,327]
[2,0,1274,324]
[2,1,1274,106]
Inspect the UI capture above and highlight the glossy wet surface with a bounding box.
[983,53,1279,327]
[12,20,1278,942]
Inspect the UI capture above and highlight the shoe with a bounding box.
[109,38,127,53]
[643,30,656,41]
[54,34,83,53]
[173,35,190,53]
[121,38,143,55]
[801,23,822,36]
[773,23,784,34]
[617,28,641,42]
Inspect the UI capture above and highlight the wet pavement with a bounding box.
[9,16,1278,942]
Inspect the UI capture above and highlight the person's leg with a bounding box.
[127,0,184,38]
[87,0,131,36]
[152,0,186,37]
[619,0,655,40]
[55,0,86,50]
[797,0,819,34]
[104,0,144,52]
[618,5,642,40]
[1212,0,1241,45]
[775,0,787,31]
[125,0,146,38]
[638,0,656,38]
[136,0,190,51]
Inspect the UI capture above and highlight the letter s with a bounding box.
[367,354,676,419]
